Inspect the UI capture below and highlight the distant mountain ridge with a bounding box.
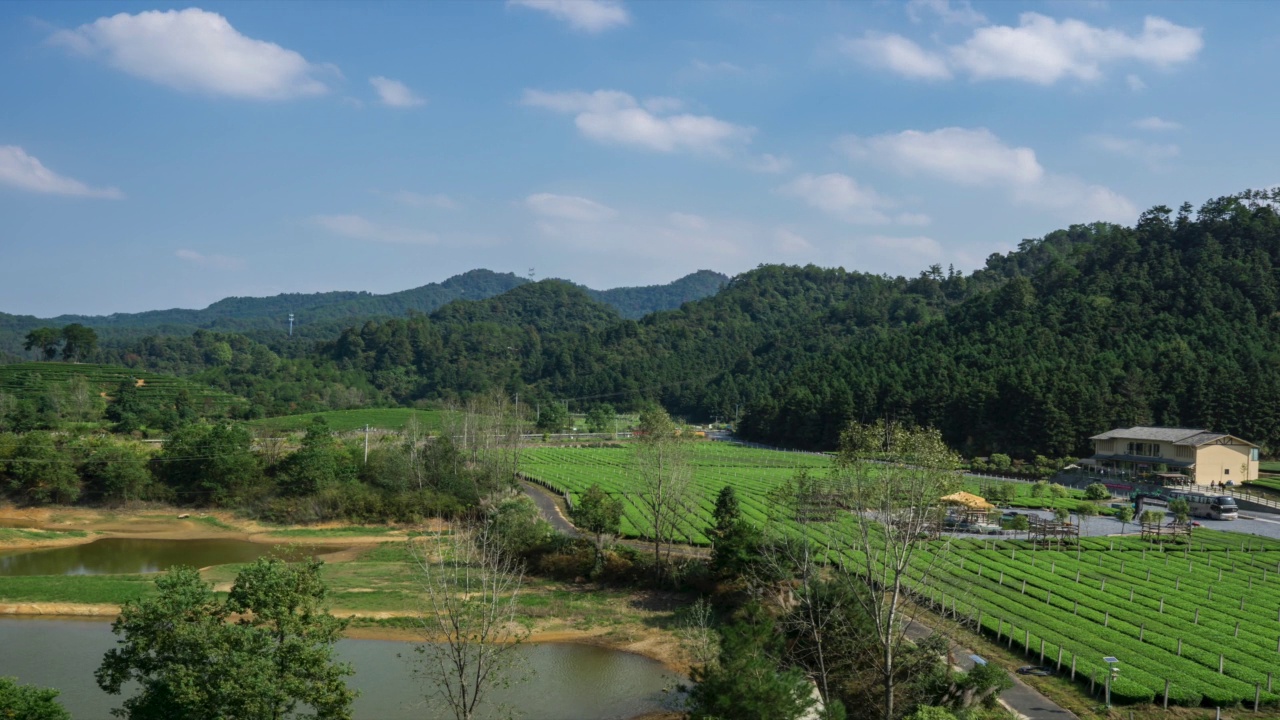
[0,269,729,352]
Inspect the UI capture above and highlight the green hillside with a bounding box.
[246,408,446,433]
[0,362,246,414]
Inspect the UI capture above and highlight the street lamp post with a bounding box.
[1103,656,1119,708]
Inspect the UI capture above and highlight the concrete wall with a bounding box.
[1194,443,1258,484]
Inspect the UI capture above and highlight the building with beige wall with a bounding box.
[1086,426,1259,485]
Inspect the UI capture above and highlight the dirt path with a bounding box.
[518,481,710,559]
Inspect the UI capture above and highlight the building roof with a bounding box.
[1090,426,1258,448]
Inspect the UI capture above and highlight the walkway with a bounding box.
[905,620,1077,720]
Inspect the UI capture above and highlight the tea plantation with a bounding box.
[0,362,245,414]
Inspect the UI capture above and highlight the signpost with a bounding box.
[1104,656,1120,708]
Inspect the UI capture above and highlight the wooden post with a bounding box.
[1057,646,1063,671]
[1000,571,1004,585]
[1105,611,1110,628]
[1220,654,1224,674]
[1040,638,1045,664]
[1177,638,1182,656]
[1147,569,1152,581]
[1025,628,1030,652]
[1101,578,1107,592]
[1164,679,1170,710]
[1240,596,1245,611]
[1071,654,1077,681]
[1021,579,1027,594]
[1236,621,1241,638]
[1160,596,1164,613]
[1130,587,1135,602]
[1209,586,1213,600]
[1176,576,1180,590]
[1195,607,1200,624]
[1140,623,1146,641]
[1008,625,1014,649]
[1268,672,1272,692]
[1255,684,1261,712]
[1047,590,1052,605]
[1074,600,1079,614]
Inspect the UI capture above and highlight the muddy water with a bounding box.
[0,618,680,719]
[0,538,329,576]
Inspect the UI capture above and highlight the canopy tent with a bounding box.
[940,491,994,510]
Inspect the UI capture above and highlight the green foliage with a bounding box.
[572,483,623,570]
[485,493,553,557]
[1113,505,1134,529]
[585,403,615,433]
[904,707,955,720]
[1084,482,1110,500]
[1168,497,1191,523]
[536,402,569,434]
[155,422,261,505]
[59,324,97,362]
[685,604,818,720]
[1140,509,1165,525]
[708,485,762,580]
[0,676,71,720]
[95,560,355,720]
[1,431,80,504]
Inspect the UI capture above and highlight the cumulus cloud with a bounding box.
[522,89,752,154]
[1126,74,1147,91]
[50,8,330,99]
[507,0,629,33]
[906,0,986,26]
[524,193,617,222]
[777,173,894,225]
[393,191,458,209]
[1133,116,1181,131]
[313,214,436,245]
[842,33,951,80]
[370,76,425,107]
[846,13,1201,85]
[0,146,123,199]
[175,249,243,270]
[842,127,1136,223]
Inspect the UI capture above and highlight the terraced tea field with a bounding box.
[921,532,1280,707]
[522,443,831,545]
[526,443,1280,707]
[0,362,245,414]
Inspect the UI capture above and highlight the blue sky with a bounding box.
[1,0,1276,316]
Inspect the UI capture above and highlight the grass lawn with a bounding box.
[0,574,156,605]
[248,408,448,433]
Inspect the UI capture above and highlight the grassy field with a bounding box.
[0,361,245,414]
[1259,461,1280,474]
[1248,476,1280,492]
[247,408,448,433]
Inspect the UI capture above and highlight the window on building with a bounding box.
[1252,448,1260,461]
[1225,469,1230,475]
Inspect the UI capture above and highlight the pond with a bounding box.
[0,538,330,576]
[0,618,680,720]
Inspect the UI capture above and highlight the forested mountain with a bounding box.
[34,190,1280,459]
[0,269,727,355]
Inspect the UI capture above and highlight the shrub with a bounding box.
[1084,482,1110,500]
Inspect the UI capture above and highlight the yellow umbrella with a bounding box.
[939,491,994,510]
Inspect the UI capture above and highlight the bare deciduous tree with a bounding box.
[835,420,960,720]
[441,392,525,495]
[408,522,529,720]
[632,406,692,580]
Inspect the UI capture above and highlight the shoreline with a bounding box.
[0,607,689,674]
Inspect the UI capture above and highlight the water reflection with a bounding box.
[0,538,327,576]
[0,619,680,720]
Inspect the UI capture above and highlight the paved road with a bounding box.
[905,620,1077,720]
[519,480,579,536]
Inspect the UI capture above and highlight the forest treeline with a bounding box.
[10,190,1280,459]
[0,269,727,351]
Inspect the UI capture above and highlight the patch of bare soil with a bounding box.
[0,603,119,616]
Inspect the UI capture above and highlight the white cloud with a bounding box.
[895,212,932,226]
[175,249,243,270]
[370,76,425,108]
[393,191,457,209]
[843,33,952,80]
[951,14,1202,84]
[1087,134,1180,164]
[1126,74,1147,91]
[841,127,1043,187]
[507,0,629,33]
[50,8,330,100]
[0,146,123,199]
[313,214,436,245]
[522,89,752,154]
[643,96,684,113]
[667,212,708,230]
[847,13,1201,85]
[777,173,894,225]
[1132,116,1181,131]
[524,193,617,222]
[843,127,1135,223]
[906,0,987,26]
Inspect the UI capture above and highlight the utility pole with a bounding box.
[288,313,294,337]
[363,424,370,465]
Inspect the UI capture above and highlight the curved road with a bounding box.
[519,480,580,537]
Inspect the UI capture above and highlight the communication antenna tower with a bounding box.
[528,267,535,281]
[288,313,294,337]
